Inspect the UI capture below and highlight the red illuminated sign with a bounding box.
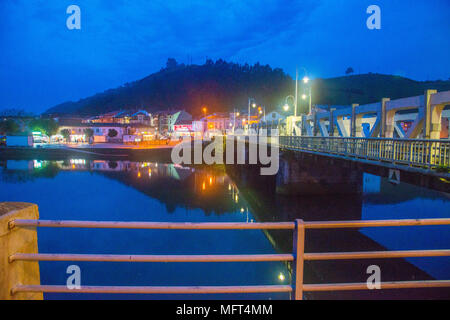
[174,124,192,131]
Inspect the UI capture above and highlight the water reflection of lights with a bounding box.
[137,171,141,178]
[202,182,206,190]
[33,160,43,169]
[240,207,245,213]
[70,159,86,165]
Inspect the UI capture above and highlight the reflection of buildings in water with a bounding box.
[2,159,240,215]
[88,161,194,181]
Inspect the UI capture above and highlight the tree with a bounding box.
[61,129,71,142]
[0,119,20,134]
[108,129,118,138]
[108,161,118,169]
[0,109,33,117]
[83,128,94,143]
[83,128,94,139]
[29,118,59,136]
[345,67,354,75]
[166,58,178,70]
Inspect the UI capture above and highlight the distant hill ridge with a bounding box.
[44,60,450,117]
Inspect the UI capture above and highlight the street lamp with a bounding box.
[248,98,257,132]
[302,81,312,114]
[233,109,241,132]
[300,69,312,114]
[284,95,295,113]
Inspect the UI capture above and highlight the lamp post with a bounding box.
[302,73,312,115]
[233,109,240,133]
[284,95,295,113]
[202,107,207,136]
[248,98,256,132]
[294,68,298,117]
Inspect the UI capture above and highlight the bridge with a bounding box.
[276,90,449,180]
[249,90,450,194]
[284,89,450,140]
[277,90,450,171]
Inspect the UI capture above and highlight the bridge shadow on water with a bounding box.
[1,157,448,299]
[226,155,450,299]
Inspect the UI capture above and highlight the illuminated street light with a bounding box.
[302,94,307,100]
[284,95,295,114]
[303,76,309,84]
[248,98,256,132]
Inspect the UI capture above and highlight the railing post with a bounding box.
[0,202,42,300]
[292,219,305,300]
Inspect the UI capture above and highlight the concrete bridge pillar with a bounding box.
[351,104,363,137]
[313,109,319,136]
[0,202,42,300]
[384,110,396,138]
[424,89,443,140]
[380,98,391,138]
[329,108,336,137]
[276,153,363,195]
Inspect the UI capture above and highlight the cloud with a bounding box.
[0,0,449,112]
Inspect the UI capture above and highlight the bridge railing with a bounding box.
[4,217,450,299]
[280,136,450,168]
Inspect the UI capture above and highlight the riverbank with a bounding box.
[0,145,174,162]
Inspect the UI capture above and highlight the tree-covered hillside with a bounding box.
[44,59,294,117]
[44,59,450,117]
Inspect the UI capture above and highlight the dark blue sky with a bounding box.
[0,0,449,113]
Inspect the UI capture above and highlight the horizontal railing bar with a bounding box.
[279,136,449,143]
[12,285,293,295]
[10,253,294,263]
[10,218,450,231]
[304,249,450,260]
[303,280,450,292]
[303,218,450,229]
[9,220,295,230]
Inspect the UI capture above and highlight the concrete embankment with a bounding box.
[0,146,174,162]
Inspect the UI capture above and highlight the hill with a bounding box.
[44,60,450,117]
[44,59,294,117]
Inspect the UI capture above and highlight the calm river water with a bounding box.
[0,159,448,299]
